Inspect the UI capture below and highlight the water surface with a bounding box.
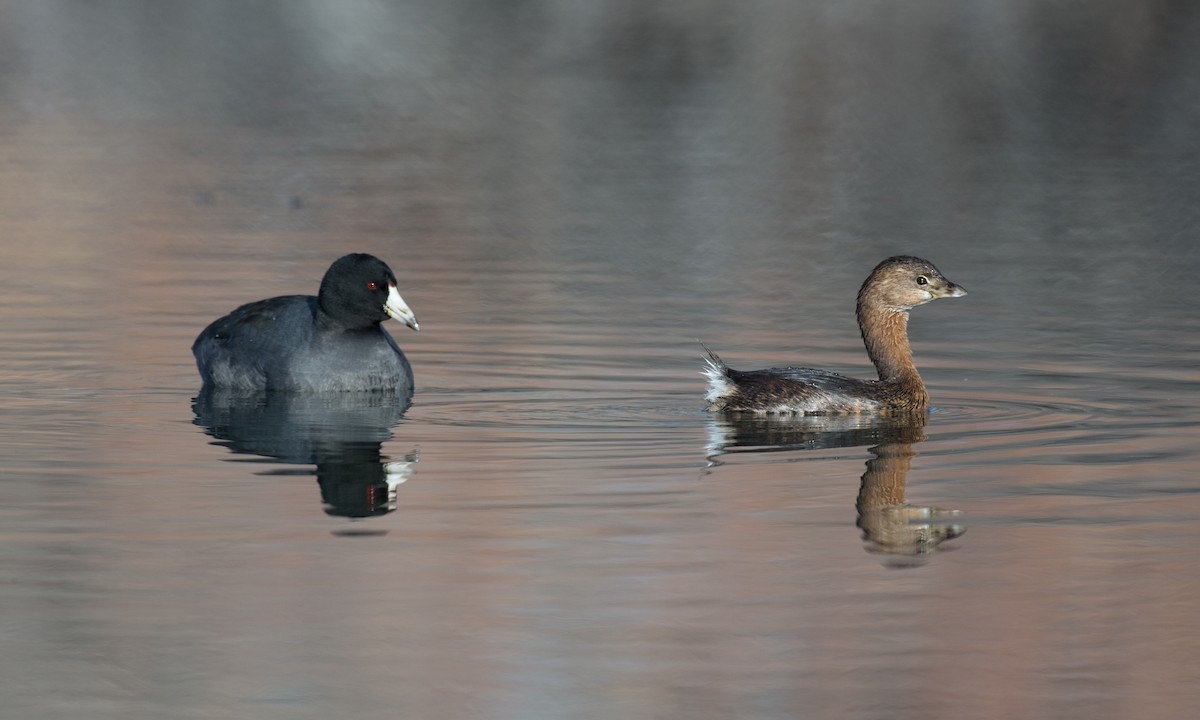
[2,2,1199,719]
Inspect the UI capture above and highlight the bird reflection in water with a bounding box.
[705,413,964,565]
[192,387,418,531]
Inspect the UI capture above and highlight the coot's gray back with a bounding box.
[192,253,419,392]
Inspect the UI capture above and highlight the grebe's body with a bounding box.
[704,255,966,415]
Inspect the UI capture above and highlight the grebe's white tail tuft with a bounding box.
[701,344,733,405]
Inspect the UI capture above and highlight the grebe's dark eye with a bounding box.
[916,276,928,286]
[367,281,380,291]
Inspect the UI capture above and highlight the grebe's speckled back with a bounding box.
[703,255,966,415]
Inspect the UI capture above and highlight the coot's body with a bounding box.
[193,253,419,392]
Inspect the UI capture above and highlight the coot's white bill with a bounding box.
[385,284,419,331]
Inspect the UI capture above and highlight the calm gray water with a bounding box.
[3,2,1199,719]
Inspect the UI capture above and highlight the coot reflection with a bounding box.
[706,414,963,565]
[193,387,417,521]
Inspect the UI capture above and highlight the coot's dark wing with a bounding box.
[193,295,317,389]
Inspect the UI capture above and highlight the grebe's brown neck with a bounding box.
[856,300,924,388]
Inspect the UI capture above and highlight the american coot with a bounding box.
[703,255,966,415]
[193,253,420,392]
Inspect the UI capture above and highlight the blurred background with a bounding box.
[2,2,1199,719]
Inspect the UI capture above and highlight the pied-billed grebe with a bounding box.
[703,255,966,415]
[193,253,420,392]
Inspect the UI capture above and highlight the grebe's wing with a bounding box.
[718,366,883,414]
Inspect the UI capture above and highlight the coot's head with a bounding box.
[318,253,420,331]
[858,255,966,312]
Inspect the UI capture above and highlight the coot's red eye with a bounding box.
[367,281,379,291]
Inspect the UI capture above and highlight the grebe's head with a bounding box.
[859,255,967,312]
